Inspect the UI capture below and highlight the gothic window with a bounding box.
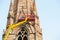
[17,27,28,40]
[23,36,28,40]
[18,36,22,40]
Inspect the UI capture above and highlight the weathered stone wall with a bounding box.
[3,0,42,40]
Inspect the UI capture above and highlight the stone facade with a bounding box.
[3,0,42,40]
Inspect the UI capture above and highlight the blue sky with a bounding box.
[0,0,60,40]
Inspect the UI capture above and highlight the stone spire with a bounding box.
[3,0,42,40]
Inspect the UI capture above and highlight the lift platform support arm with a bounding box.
[3,18,27,40]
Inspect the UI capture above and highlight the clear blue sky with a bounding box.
[0,0,60,40]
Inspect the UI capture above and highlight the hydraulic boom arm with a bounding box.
[3,18,27,40]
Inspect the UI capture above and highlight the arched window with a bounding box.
[23,36,28,40]
[18,36,22,40]
[18,27,28,40]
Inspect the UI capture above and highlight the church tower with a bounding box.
[3,0,42,40]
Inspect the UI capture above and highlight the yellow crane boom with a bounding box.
[3,18,27,40]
